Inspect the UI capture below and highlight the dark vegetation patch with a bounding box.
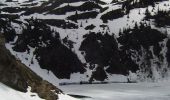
[122,0,166,13]
[166,39,170,67]
[11,18,85,79]
[100,9,125,23]
[90,66,108,82]
[47,1,102,15]
[12,18,56,52]
[68,94,91,99]
[0,35,61,100]
[12,19,23,25]
[111,0,120,3]
[85,24,96,30]
[100,7,109,13]
[80,32,119,67]
[79,32,133,80]
[118,24,166,50]
[47,5,77,15]
[118,24,167,78]
[35,42,85,79]
[47,0,104,6]
[67,11,99,22]
[97,0,107,5]
[0,7,28,13]
[0,14,19,19]
[118,24,166,60]
[0,3,7,6]
[23,0,102,15]
[0,19,16,42]
[79,23,167,81]
[22,6,45,15]
[145,10,170,27]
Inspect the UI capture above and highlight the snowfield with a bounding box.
[0,83,78,100]
[2,0,170,100]
[60,81,170,100]
[3,0,170,85]
[0,83,44,100]
[2,81,170,100]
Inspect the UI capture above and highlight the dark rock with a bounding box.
[0,34,61,100]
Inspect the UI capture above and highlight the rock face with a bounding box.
[0,34,61,100]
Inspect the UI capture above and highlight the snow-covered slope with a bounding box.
[0,34,78,100]
[0,83,78,100]
[1,0,170,85]
[0,83,44,100]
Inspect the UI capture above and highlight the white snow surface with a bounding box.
[100,0,112,3]
[0,83,44,100]
[60,81,170,100]
[0,82,79,100]
[58,94,80,100]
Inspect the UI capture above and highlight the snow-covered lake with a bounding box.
[60,82,170,100]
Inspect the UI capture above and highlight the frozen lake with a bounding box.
[59,82,170,100]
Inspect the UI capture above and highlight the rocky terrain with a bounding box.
[0,34,62,100]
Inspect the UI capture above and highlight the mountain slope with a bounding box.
[0,83,44,100]
[1,0,170,84]
[0,34,78,100]
[0,82,79,100]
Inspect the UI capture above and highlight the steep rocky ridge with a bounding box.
[0,34,62,100]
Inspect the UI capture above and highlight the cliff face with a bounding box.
[0,34,61,100]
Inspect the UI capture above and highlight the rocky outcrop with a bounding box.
[0,34,61,100]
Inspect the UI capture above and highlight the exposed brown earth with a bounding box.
[0,34,62,100]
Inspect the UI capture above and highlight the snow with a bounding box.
[100,0,112,3]
[3,0,170,87]
[2,0,170,100]
[5,43,93,86]
[0,82,79,100]
[0,0,47,8]
[0,83,44,100]
[60,81,170,100]
[11,22,23,34]
[106,74,128,82]
[58,94,80,100]
[58,2,85,9]
[22,12,75,20]
[5,0,48,3]
[5,43,61,86]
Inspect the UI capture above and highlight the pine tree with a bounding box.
[29,0,34,2]
[145,8,151,18]
[127,14,130,18]
[119,29,122,36]
[75,11,78,23]
[80,22,83,27]
[86,19,88,23]
[6,0,13,2]
[138,9,141,15]
[134,22,138,29]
